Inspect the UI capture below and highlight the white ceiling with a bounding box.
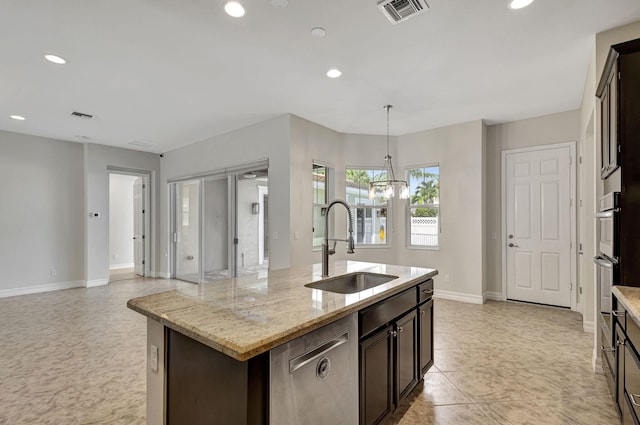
[1,0,640,154]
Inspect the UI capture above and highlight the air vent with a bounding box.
[70,111,94,119]
[378,0,428,24]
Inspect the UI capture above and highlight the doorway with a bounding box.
[170,165,269,283]
[502,143,576,308]
[108,172,150,282]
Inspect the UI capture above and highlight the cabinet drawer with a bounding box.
[625,342,640,421]
[360,288,415,338]
[627,317,640,357]
[417,280,434,304]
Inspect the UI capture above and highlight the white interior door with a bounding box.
[133,177,144,276]
[505,146,572,307]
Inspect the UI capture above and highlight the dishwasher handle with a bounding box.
[289,332,349,374]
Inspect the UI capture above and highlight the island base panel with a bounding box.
[166,328,268,425]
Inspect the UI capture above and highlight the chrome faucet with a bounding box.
[322,199,355,277]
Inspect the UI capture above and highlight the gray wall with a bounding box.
[0,130,84,294]
[85,143,160,284]
[160,115,291,274]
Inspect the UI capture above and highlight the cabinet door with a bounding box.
[419,299,434,376]
[360,326,394,425]
[396,309,418,402]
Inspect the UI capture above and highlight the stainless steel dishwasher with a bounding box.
[270,313,358,425]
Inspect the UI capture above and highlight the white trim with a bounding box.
[501,141,577,311]
[583,320,595,334]
[156,272,171,279]
[86,278,109,288]
[109,262,135,270]
[593,353,603,374]
[483,291,504,302]
[258,185,269,265]
[0,280,85,298]
[434,289,484,305]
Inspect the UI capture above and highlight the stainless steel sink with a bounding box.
[305,272,399,294]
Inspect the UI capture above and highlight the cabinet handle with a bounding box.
[398,326,403,333]
[617,339,625,347]
[601,344,615,353]
[421,310,426,316]
[631,394,640,407]
[422,289,434,295]
[612,310,625,317]
[388,330,397,337]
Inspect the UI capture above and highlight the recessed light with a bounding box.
[508,0,534,10]
[311,27,327,38]
[10,115,26,121]
[224,1,245,17]
[326,68,342,79]
[44,54,67,64]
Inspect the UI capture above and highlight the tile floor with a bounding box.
[0,276,618,424]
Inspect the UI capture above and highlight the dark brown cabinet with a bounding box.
[597,38,640,283]
[418,299,434,376]
[611,294,640,425]
[359,279,434,425]
[360,325,394,425]
[396,310,418,401]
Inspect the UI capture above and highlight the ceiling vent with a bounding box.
[378,0,428,24]
[70,111,94,119]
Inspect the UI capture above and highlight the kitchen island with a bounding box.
[128,260,437,425]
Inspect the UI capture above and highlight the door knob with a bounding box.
[508,234,514,239]
[508,243,519,248]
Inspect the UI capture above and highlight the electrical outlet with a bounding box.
[294,231,300,240]
[50,269,57,277]
[150,344,159,373]
[444,275,450,283]
[272,232,279,240]
[491,232,497,240]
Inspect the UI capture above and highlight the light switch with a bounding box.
[150,344,159,373]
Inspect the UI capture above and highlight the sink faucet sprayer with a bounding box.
[322,199,355,277]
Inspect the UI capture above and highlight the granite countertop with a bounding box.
[612,286,640,326]
[127,260,437,361]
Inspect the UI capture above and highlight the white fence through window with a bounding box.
[410,217,438,246]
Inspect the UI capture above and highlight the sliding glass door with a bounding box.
[202,176,231,281]
[175,180,200,283]
[171,165,268,283]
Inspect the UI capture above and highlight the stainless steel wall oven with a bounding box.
[595,192,620,380]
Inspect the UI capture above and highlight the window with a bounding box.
[407,165,440,248]
[313,163,330,248]
[346,169,389,246]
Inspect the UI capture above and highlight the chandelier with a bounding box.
[368,105,410,200]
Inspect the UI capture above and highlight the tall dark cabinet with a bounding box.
[597,37,640,425]
[597,37,640,284]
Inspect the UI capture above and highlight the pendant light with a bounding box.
[368,105,410,200]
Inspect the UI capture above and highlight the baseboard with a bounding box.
[583,320,595,334]
[0,280,85,298]
[593,353,603,374]
[434,289,484,305]
[483,291,504,302]
[156,272,171,279]
[109,263,135,270]
[86,278,109,288]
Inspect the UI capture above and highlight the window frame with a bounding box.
[312,161,333,250]
[405,163,440,250]
[345,166,392,248]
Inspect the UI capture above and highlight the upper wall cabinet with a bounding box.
[597,38,640,181]
[597,48,619,179]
